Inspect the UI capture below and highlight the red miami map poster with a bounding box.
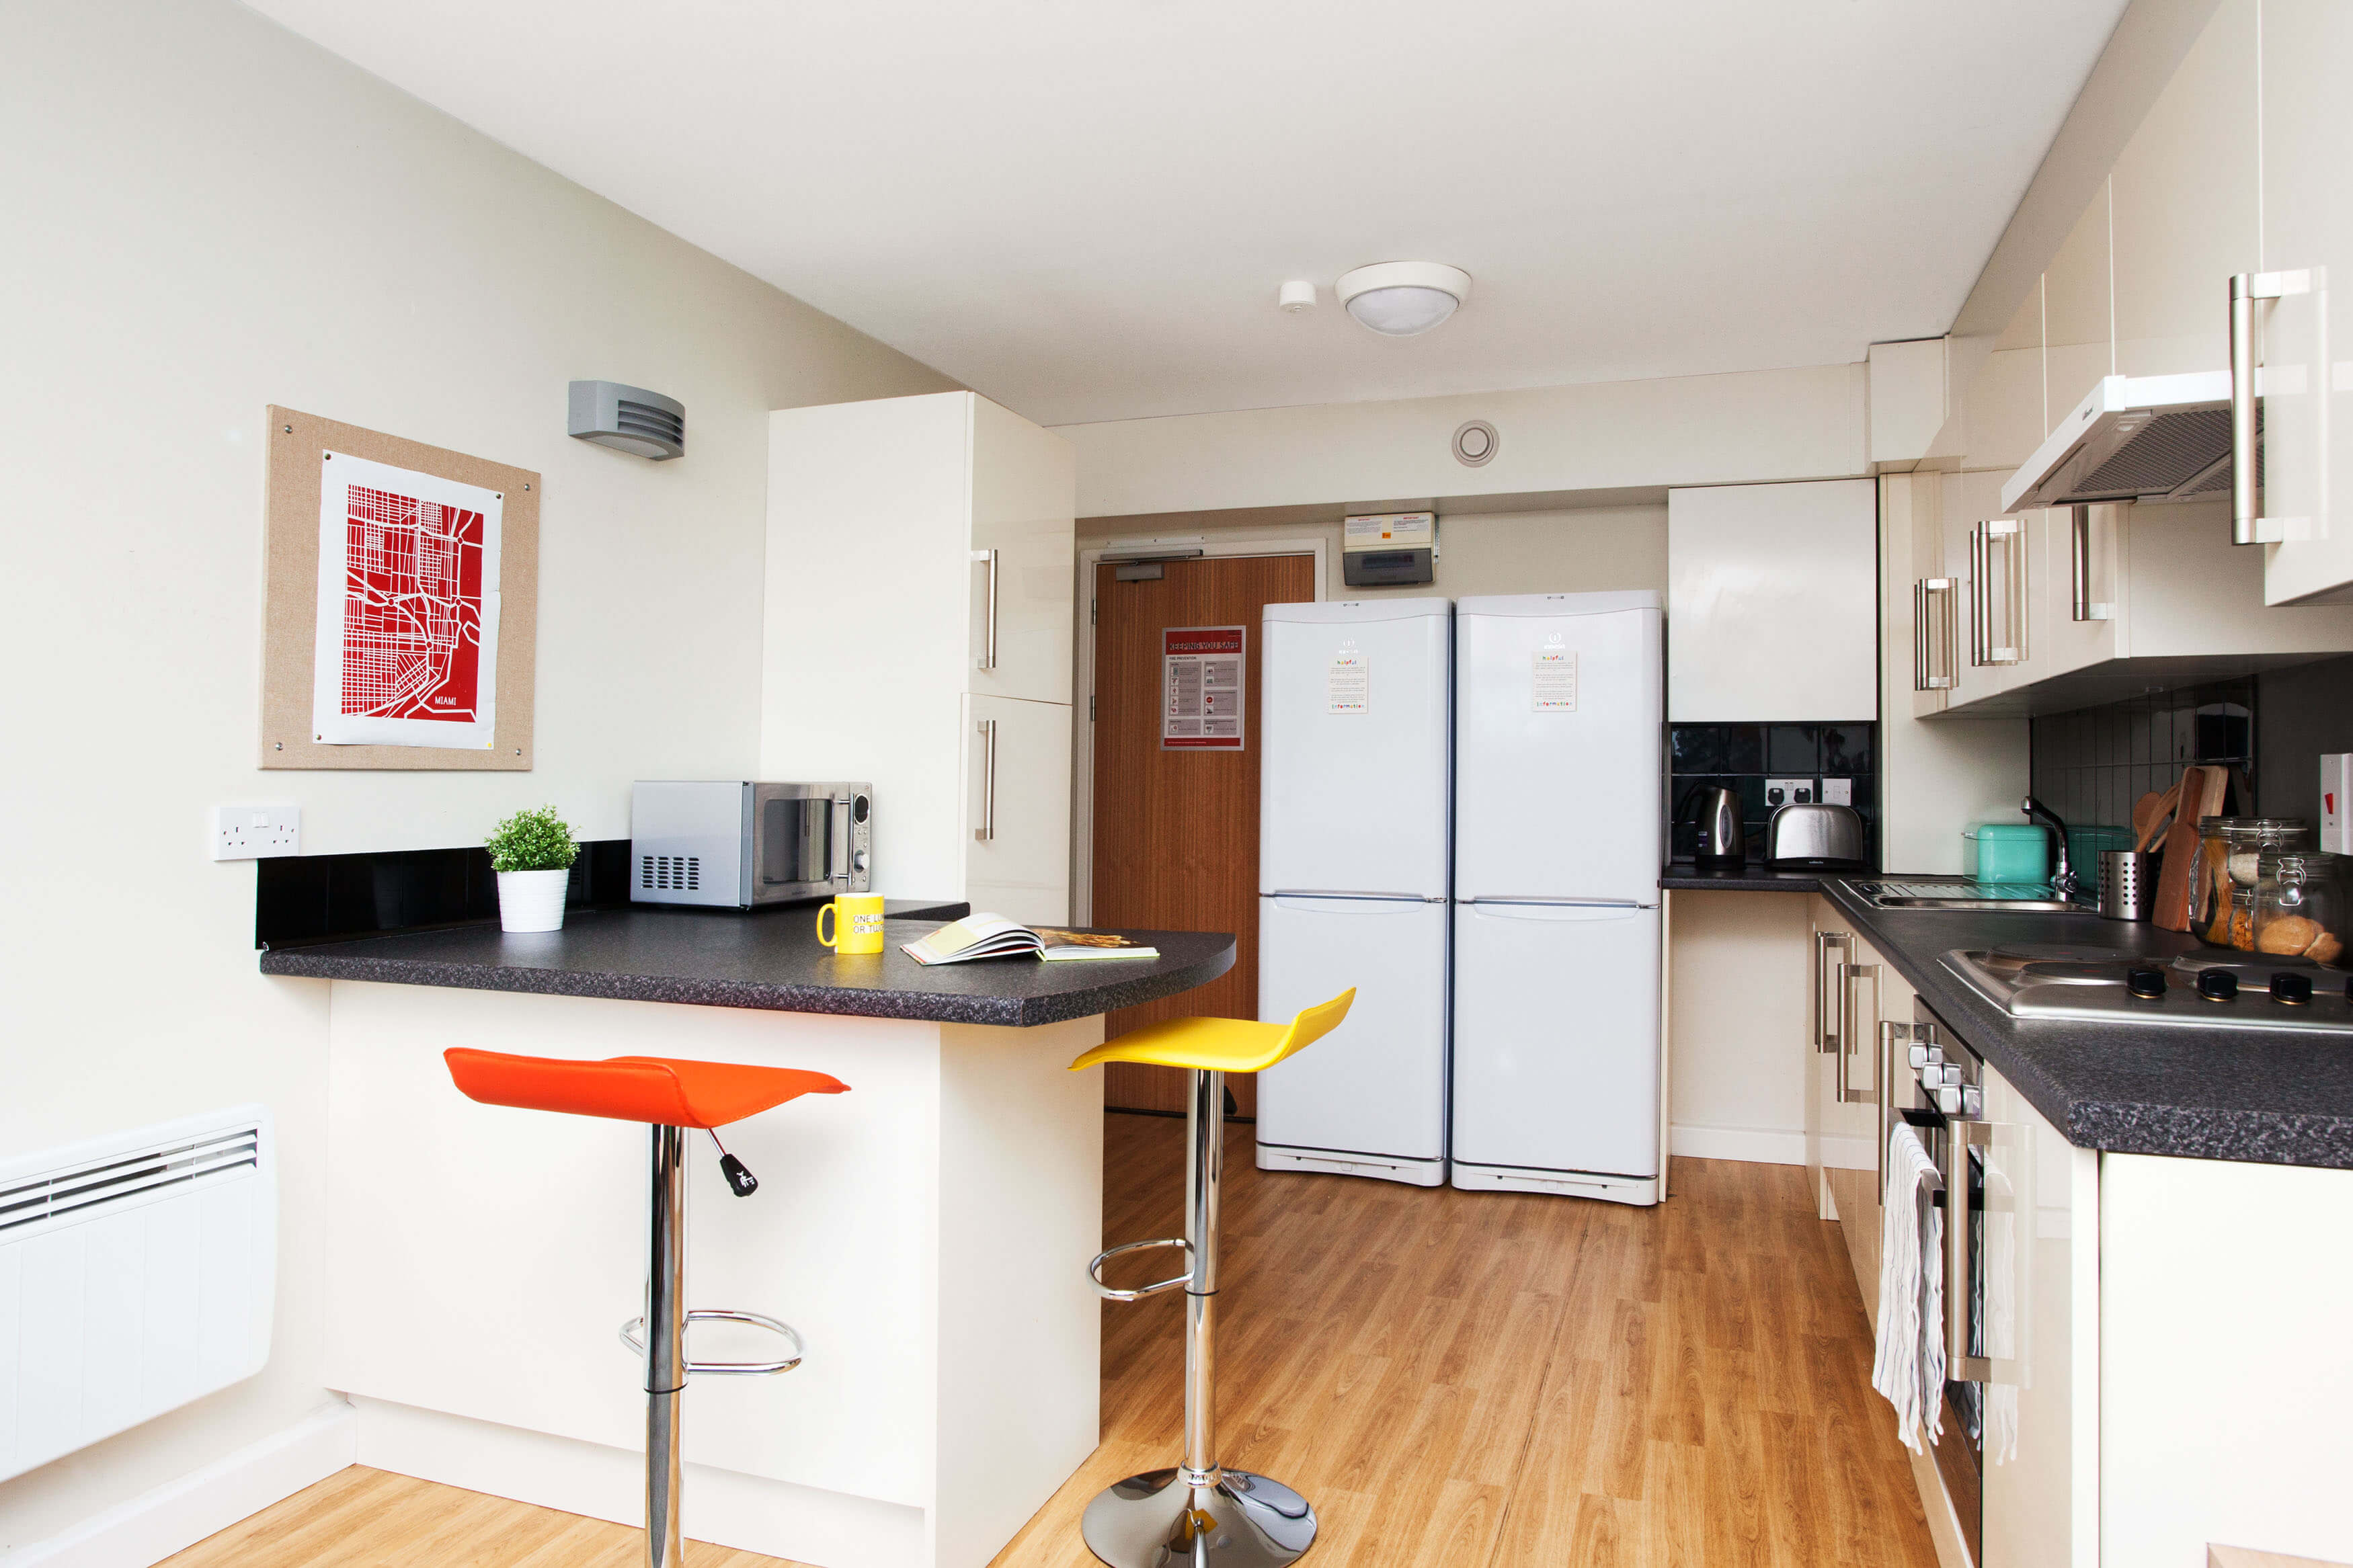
[311,452,502,749]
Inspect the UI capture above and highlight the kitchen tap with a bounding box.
[2022,796,2075,897]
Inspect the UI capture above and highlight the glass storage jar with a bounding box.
[2192,818,2309,945]
[2253,850,2349,965]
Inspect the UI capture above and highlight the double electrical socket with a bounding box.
[214,805,300,861]
[1764,778,1816,809]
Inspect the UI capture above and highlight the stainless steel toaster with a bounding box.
[1765,802,1866,869]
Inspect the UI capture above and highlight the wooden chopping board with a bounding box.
[2152,767,2229,932]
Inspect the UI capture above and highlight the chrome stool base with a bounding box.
[1080,1467,1316,1568]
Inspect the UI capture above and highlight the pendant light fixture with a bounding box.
[1336,262,1472,337]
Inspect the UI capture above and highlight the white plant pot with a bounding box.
[497,868,570,933]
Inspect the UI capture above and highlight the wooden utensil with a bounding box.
[2152,768,2210,932]
[2134,782,2182,854]
[2131,790,2165,844]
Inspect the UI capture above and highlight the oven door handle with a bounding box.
[1946,1119,1994,1382]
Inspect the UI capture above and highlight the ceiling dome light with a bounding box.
[1337,261,1472,337]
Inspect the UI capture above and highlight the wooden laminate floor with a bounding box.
[162,1117,1938,1568]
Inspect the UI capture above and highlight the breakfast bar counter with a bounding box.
[264,910,1234,1568]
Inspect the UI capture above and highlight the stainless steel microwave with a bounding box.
[630,781,872,908]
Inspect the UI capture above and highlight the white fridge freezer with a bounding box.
[1449,899,1661,1202]
[1255,597,1451,1187]
[1451,591,1665,1206]
[1256,895,1448,1185]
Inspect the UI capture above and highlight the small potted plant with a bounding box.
[485,805,578,933]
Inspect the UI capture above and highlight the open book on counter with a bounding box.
[900,915,1160,966]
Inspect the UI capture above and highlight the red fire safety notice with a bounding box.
[1162,625,1245,749]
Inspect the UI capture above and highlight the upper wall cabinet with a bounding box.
[2259,0,2353,604]
[762,392,1076,911]
[1668,479,1876,721]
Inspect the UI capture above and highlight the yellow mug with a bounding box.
[816,894,887,956]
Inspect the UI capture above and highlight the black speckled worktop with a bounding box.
[259,903,1234,1028]
[1659,866,1829,893]
[1813,880,2353,1169]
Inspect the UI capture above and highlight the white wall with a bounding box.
[1059,363,1868,518]
[0,0,951,1551]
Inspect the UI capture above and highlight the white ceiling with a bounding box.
[247,0,2128,427]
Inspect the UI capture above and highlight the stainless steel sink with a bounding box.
[1848,878,2089,914]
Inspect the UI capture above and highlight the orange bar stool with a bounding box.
[444,1048,848,1568]
[1066,989,1355,1568]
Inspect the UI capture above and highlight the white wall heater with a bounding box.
[0,1106,275,1482]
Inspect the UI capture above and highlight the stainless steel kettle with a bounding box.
[1686,784,1747,869]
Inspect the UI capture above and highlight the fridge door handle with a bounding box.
[1463,896,1644,908]
[1268,889,1439,903]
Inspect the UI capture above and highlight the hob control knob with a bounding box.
[2272,971,2314,1005]
[1960,1085,1985,1119]
[1909,1044,1943,1069]
[2126,967,2167,999]
[1934,1085,1963,1115]
[2197,967,2239,1001]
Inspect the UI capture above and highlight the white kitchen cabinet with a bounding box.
[2100,1153,2353,1565]
[2258,0,2353,604]
[1979,1063,2098,1568]
[965,693,1071,925]
[1806,903,1915,1328]
[763,392,1076,914]
[1667,479,1877,721]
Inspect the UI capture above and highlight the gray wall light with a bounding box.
[568,380,685,461]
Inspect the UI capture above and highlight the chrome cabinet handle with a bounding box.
[1969,524,1989,667]
[1840,963,1880,1106]
[1946,1120,1994,1381]
[2069,505,2100,622]
[1913,577,1957,690]
[972,548,1000,669]
[1876,1020,1903,1199]
[1814,931,1849,1053]
[974,718,998,842]
[1983,519,2025,665]
[2230,272,2307,545]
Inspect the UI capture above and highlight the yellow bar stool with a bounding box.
[1067,988,1355,1568]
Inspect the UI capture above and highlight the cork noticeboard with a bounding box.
[261,405,538,770]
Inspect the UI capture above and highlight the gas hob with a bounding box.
[1941,944,2353,1034]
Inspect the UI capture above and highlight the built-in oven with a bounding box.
[1892,996,1989,1567]
[630,780,872,909]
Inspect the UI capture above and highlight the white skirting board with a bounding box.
[352,1396,925,1568]
[11,1401,354,1568]
[1668,1122,1808,1167]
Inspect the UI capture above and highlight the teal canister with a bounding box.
[1968,823,2054,884]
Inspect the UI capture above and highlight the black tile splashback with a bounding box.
[256,839,635,949]
[1668,721,1878,866]
[2028,677,2259,833]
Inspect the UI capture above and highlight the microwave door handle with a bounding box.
[830,797,852,882]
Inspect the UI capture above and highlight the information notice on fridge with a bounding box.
[1162,625,1245,749]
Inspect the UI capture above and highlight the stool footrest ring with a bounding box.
[621,1309,805,1376]
[1088,1237,1193,1303]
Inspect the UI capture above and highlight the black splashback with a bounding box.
[1667,722,1878,866]
[257,839,634,949]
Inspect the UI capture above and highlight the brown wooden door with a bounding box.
[1090,553,1316,1115]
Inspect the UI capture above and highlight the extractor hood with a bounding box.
[2000,371,2244,512]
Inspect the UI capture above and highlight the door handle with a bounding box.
[974,718,998,842]
[1814,931,1849,1053]
[972,548,1000,669]
[2229,272,2305,546]
[1969,524,1989,667]
[2067,505,2112,622]
[1985,519,2024,664]
[1876,1020,1903,1199]
[1840,962,1880,1106]
[1946,1119,1993,1381]
[1913,578,1957,690]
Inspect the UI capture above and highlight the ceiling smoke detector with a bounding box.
[1336,262,1472,337]
[1277,280,1316,313]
